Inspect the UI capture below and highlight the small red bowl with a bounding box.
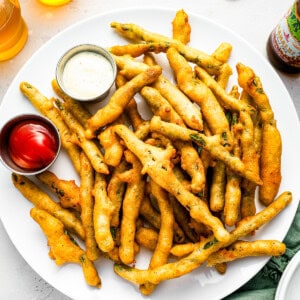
[0,114,61,175]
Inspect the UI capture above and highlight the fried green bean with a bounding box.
[80,152,101,261]
[93,172,115,253]
[12,173,85,240]
[150,116,262,185]
[55,98,109,175]
[140,180,174,295]
[30,207,100,288]
[110,22,223,75]
[118,150,146,264]
[113,124,230,243]
[85,65,162,138]
[167,47,232,148]
[114,191,292,285]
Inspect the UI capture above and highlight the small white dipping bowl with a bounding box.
[56,44,117,102]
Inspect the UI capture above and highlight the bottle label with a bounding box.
[271,5,300,68]
[287,4,300,41]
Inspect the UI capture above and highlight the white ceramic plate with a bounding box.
[1,7,300,300]
[275,251,300,300]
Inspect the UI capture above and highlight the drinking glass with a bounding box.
[0,0,28,61]
[38,0,72,6]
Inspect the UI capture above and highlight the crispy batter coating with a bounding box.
[114,191,292,285]
[30,207,101,288]
[150,116,262,185]
[118,150,146,264]
[109,42,169,57]
[36,170,81,212]
[79,152,101,261]
[140,180,174,295]
[55,98,109,175]
[259,120,282,205]
[172,9,191,45]
[12,173,85,240]
[236,63,282,205]
[93,172,115,253]
[113,124,230,243]
[85,65,162,138]
[207,240,286,266]
[167,47,232,148]
[110,21,223,75]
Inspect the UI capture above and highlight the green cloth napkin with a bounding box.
[224,201,300,300]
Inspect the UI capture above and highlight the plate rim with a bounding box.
[275,250,300,300]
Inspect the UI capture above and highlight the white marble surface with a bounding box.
[0,0,299,299]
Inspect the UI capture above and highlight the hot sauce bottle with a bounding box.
[266,0,300,73]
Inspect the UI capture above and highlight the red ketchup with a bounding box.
[8,119,59,170]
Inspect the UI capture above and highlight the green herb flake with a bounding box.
[55,99,64,111]
[203,237,218,249]
[222,132,227,141]
[196,145,203,155]
[225,111,232,124]
[64,230,78,246]
[256,88,264,94]
[190,134,206,146]
[110,227,117,239]
[58,189,65,197]
[231,113,238,125]
[114,264,131,272]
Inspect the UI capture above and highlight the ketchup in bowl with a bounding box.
[8,120,58,170]
[0,114,61,175]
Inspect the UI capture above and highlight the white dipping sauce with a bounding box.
[62,51,114,100]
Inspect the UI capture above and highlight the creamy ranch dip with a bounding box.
[62,51,114,100]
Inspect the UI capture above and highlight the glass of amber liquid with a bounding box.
[0,0,28,61]
[38,0,71,6]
